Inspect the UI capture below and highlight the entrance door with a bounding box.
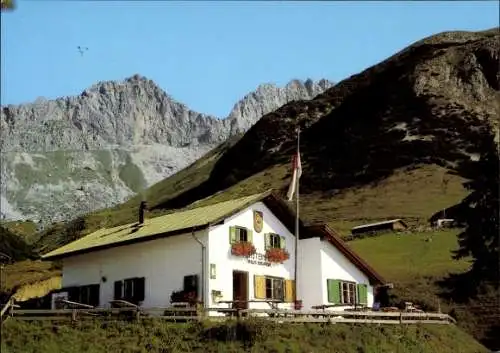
[232,270,249,309]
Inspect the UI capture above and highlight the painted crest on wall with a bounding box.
[253,210,263,233]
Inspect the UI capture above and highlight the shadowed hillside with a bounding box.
[0,225,34,262]
[152,28,498,216]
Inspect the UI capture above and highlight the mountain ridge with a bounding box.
[0,77,334,223]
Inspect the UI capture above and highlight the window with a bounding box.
[229,226,253,245]
[235,227,248,242]
[269,233,281,248]
[123,278,135,300]
[66,284,100,306]
[265,276,284,300]
[327,279,366,305]
[114,277,145,304]
[265,233,285,249]
[341,282,357,304]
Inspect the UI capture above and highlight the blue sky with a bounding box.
[1,1,498,117]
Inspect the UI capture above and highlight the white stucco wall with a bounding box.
[319,239,374,311]
[61,230,207,308]
[207,201,296,314]
[298,237,323,310]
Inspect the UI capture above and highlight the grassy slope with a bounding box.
[349,229,468,312]
[0,260,61,298]
[350,230,499,349]
[349,230,468,282]
[0,220,38,242]
[1,319,488,353]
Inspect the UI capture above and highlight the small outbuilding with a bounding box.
[351,219,408,236]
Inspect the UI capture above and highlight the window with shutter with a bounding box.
[124,278,134,300]
[328,279,362,305]
[268,233,280,248]
[341,282,357,304]
[235,227,248,242]
[263,276,284,300]
[119,277,146,304]
[69,284,100,306]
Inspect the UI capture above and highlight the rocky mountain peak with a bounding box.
[226,78,335,133]
[0,76,333,222]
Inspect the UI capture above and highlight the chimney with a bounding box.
[138,201,147,225]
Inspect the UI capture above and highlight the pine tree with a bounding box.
[453,136,499,286]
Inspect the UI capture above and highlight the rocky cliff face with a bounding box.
[0,76,334,223]
[226,78,334,134]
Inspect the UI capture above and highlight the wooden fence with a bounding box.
[2,306,456,325]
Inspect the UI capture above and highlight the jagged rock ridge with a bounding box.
[0,76,334,223]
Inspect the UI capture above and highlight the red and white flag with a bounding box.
[287,150,302,201]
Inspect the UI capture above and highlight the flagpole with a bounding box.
[294,126,300,308]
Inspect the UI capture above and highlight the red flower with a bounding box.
[231,241,256,257]
[265,248,290,263]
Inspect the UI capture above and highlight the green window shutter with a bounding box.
[229,226,237,244]
[280,236,286,249]
[114,281,122,300]
[264,233,271,250]
[135,277,146,302]
[357,283,368,305]
[327,279,341,304]
[247,229,253,243]
[89,284,100,307]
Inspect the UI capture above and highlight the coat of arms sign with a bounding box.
[253,210,263,233]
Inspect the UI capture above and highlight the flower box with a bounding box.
[170,290,199,306]
[265,247,290,263]
[231,241,256,257]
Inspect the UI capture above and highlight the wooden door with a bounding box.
[232,270,249,309]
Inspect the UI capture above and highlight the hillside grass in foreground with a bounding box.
[1,319,488,353]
